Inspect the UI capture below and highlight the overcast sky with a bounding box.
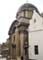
[0,0,43,44]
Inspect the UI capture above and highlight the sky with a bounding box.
[0,0,43,44]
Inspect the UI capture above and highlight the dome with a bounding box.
[16,3,40,17]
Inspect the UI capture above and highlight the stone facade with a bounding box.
[5,3,43,60]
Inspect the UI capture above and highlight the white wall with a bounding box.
[28,11,43,60]
[29,31,43,60]
[29,11,43,31]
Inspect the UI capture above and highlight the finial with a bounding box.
[26,0,28,3]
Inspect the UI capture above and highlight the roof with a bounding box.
[8,20,19,35]
[41,13,43,17]
[16,3,40,17]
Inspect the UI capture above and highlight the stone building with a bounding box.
[1,42,9,58]
[8,3,43,60]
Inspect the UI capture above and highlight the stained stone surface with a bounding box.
[0,58,6,60]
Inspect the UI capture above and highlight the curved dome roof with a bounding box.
[16,3,40,17]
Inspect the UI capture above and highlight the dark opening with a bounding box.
[34,45,38,55]
[21,56,23,60]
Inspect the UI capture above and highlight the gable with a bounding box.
[29,11,42,32]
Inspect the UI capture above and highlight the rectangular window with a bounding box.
[24,10,33,19]
[34,45,39,55]
[28,11,32,19]
[25,10,28,17]
[21,11,24,16]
